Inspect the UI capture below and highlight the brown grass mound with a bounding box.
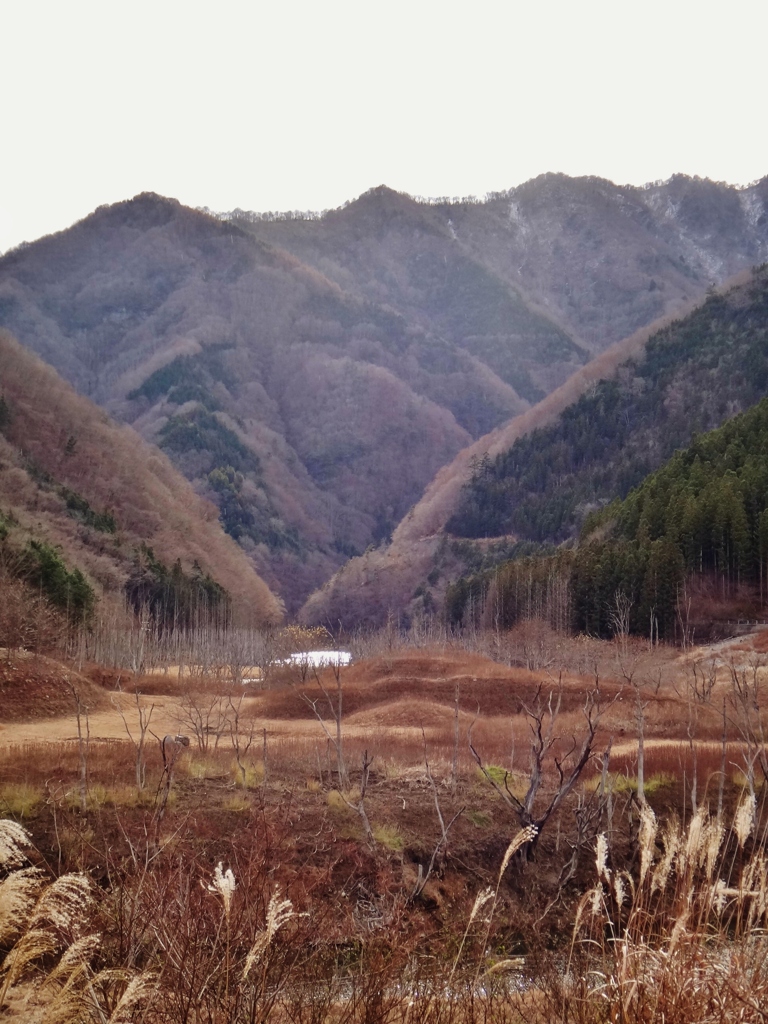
[253,649,625,722]
[0,652,108,722]
[345,698,474,730]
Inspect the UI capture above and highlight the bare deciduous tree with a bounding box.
[609,588,633,657]
[66,677,90,812]
[340,749,374,845]
[176,688,228,753]
[470,677,611,857]
[728,654,768,796]
[227,690,258,786]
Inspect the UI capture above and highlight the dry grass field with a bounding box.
[3,630,768,1021]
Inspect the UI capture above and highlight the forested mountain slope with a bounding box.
[301,267,768,628]
[446,395,768,640]
[239,173,768,357]
[0,194,535,610]
[2,176,767,613]
[0,329,281,626]
[237,185,586,406]
[449,265,768,543]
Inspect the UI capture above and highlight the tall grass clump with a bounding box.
[544,795,768,1023]
[0,820,155,1021]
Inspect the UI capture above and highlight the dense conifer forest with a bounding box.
[447,267,768,546]
[447,394,768,639]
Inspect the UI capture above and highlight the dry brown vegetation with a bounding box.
[5,623,768,1019]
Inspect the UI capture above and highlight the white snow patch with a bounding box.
[739,189,765,230]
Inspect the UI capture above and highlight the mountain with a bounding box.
[235,185,586,407]
[0,194,531,611]
[2,175,767,614]
[0,329,281,626]
[301,266,768,628]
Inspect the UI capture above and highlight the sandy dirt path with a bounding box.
[0,694,186,744]
[0,696,413,746]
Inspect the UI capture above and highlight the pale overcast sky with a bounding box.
[3,0,767,253]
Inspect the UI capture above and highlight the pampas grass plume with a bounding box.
[467,886,494,928]
[0,819,31,869]
[596,833,611,882]
[704,819,725,883]
[498,825,538,882]
[651,817,680,894]
[107,971,157,1023]
[208,862,237,920]
[0,927,61,1003]
[43,933,102,988]
[734,792,756,849]
[0,866,44,944]
[683,805,707,872]
[31,873,92,933]
[638,804,657,887]
[242,889,294,979]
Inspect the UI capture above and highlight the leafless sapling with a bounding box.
[226,689,258,787]
[727,654,768,795]
[66,677,90,812]
[410,728,464,902]
[293,658,348,789]
[113,691,155,790]
[339,749,375,845]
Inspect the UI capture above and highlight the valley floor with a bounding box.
[3,631,768,1022]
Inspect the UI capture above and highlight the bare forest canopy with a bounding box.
[1,174,767,614]
[0,329,282,639]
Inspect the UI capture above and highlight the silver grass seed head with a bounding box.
[596,833,611,882]
[572,886,602,935]
[1,927,61,991]
[265,889,294,942]
[613,874,626,909]
[0,820,32,869]
[208,862,237,919]
[0,867,45,945]
[43,933,101,987]
[704,821,725,882]
[638,804,657,886]
[734,792,756,849]
[108,971,157,1023]
[590,886,604,916]
[683,805,707,870]
[31,873,92,934]
[242,888,294,979]
[468,886,495,927]
[651,818,680,894]
[499,825,538,880]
